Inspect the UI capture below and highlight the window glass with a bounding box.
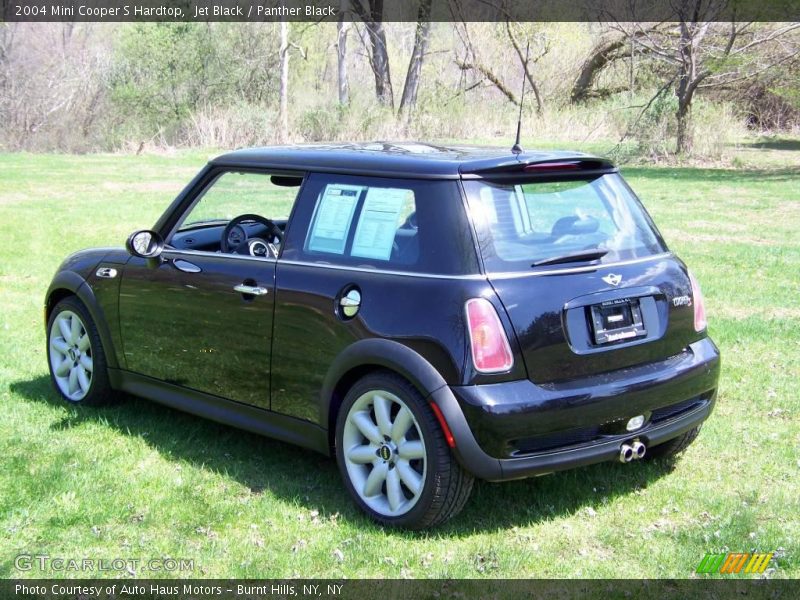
[306,184,362,254]
[304,183,416,264]
[464,173,664,272]
[288,174,478,275]
[179,171,298,231]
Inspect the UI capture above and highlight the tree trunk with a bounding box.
[676,101,692,154]
[456,60,519,106]
[504,22,544,115]
[675,20,695,155]
[570,28,664,103]
[279,19,289,143]
[356,0,393,108]
[337,0,349,106]
[398,0,432,121]
[571,38,627,103]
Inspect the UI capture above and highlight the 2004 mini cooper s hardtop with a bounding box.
[45,143,720,528]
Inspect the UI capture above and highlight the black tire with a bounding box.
[46,296,116,407]
[335,372,474,529]
[645,426,701,459]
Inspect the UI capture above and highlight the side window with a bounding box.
[178,171,299,231]
[283,173,479,276]
[169,170,302,255]
[304,182,418,265]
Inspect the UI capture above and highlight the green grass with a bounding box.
[0,143,798,579]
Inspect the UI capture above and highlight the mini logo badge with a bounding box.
[602,273,622,286]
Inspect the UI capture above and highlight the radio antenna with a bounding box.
[511,40,531,155]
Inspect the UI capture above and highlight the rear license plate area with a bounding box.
[590,298,647,345]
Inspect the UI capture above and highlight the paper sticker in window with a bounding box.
[306,184,362,254]
[351,187,410,260]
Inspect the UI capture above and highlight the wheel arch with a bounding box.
[45,272,120,370]
[321,339,450,451]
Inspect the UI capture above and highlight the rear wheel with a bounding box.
[335,372,473,529]
[47,297,115,406]
[646,426,701,459]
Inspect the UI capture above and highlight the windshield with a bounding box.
[463,173,665,272]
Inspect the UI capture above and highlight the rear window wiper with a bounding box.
[531,249,608,267]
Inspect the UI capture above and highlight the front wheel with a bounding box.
[335,372,473,529]
[47,297,115,406]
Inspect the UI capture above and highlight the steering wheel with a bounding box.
[221,214,283,258]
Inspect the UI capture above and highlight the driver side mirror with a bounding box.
[126,230,165,261]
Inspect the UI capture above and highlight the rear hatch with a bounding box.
[461,160,703,383]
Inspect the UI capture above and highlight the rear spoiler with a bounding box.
[460,157,616,179]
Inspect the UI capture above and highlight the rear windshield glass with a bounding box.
[463,173,665,272]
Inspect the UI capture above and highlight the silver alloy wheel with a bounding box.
[342,389,427,517]
[49,310,93,401]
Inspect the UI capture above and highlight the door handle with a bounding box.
[173,259,201,273]
[234,284,269,296]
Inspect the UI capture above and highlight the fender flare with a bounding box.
[319,338,448,430]
[318,337,503,479]
[45,271,120,370]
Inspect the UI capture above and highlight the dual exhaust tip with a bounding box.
[619,440,646,463]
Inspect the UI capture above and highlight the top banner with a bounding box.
[2,0,800,22]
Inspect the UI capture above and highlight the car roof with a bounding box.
[211,142,611,179]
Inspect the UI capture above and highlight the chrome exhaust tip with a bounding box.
[619,444,634,463]
[631,440,646,460]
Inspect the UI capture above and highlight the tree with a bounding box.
[0,23,110,150]
[279,19,289,142]
[336,0,350,106]
[454,21,548,113]
[352,0,394,107]
[398,0,433,121]
[618,6,800,153]
[570,27,664,103]
[505,21,547,114]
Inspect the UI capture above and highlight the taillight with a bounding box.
[689,271,707,332]
[465,298,514,373]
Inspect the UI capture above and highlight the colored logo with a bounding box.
[696,552,774,574]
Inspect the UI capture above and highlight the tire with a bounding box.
[46,296,115,406]
[335,372,474,529]
[645,426,701,460]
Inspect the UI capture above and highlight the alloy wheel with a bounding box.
[341,389,427,517]
[49,310,93,401]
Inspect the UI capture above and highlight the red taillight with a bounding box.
[689,271,707,332]
[465,298,514,373]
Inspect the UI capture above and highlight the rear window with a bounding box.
[283,173,479,275]
[463,173,665,272]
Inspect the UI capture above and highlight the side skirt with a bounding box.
[112,369,330,456]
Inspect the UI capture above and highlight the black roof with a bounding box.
[211,142,611,179]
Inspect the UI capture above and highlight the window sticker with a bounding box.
[351,187,410,260]
[306,184,363,254]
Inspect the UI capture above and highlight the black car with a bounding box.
[45,143,720,528]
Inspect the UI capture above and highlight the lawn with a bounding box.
[0,141,798,579]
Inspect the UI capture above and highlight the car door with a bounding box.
[118,169,303,410]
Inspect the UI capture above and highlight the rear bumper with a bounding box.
[433,337,720,481]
